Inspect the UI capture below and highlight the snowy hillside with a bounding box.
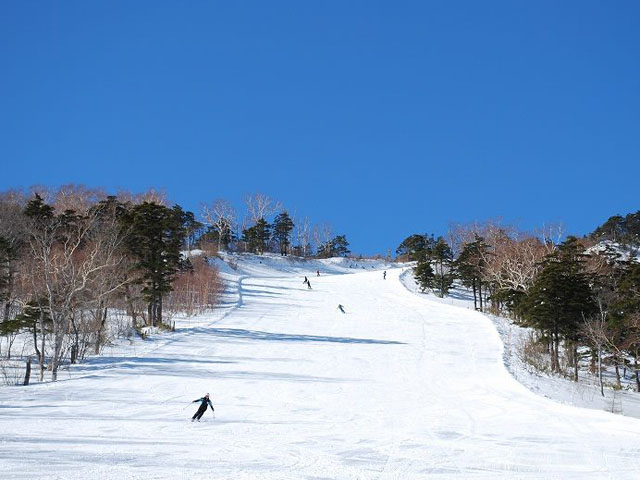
[586,240,640,263]
[2,255,640,479]
[400,269,640,419]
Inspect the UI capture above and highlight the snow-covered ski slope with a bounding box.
[2,256,640,479]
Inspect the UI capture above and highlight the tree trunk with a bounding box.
[94,303,108,355]
[478,279,483,312]
[552,325,560,373]
[3,267,14,322]
[124,285,137,326]
[148,300,154,327]
[51,322,63,382]
[38,312,45,382]
[70,313,79,364]
[3,301,10,323]
[32,326,41,366]
[614,359,621,389]
[24,357,31,386]
[158,294,163,326]
[598,346,604,397]
[573,344,578,382]
[471,278,477,311]
[634,355,640,393]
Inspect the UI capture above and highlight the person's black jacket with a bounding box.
[193,397,214,411]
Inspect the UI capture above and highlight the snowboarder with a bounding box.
[191,393,214,422]
[338,304,345,313]
[383,270,387,280]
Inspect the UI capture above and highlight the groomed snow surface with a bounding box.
[2,255,640,479]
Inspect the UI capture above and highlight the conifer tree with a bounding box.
[519,236,596,377]
[316,235,351,258]
[201,221,235,251]
[182,210,204,252]
[122,202,190,326]
[0,197,27,322]
[332,235,350,257]
[610,262,640,388]
[242,218,271,254]
[272,211,294,256]
[454,235,488,310]
[23,193,54,221]
[396,234,435,261]
[431,237,454,297]
[414,258,435,292]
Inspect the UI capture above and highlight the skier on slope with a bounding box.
[383,270,387,280]
[316,270,320,277]
[303,276,309,285]
[191,393,214,422]
[307,279,312,289]
[338,304,345,314]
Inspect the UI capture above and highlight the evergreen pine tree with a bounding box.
[242,218,271,254]
[431,237,454,297]
[201,221,235,251]
[272,212,295,256]
[316,235,350,258]
[519,236,596,376]
[332,235,350,257]
[23,193,54,221]
[454,235,488,310]
[122,202,190,326]
[611,262,640,389]
[414,259,435,292]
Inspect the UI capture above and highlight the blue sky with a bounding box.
[1,1,639,254]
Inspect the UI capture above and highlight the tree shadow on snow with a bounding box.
[208,328,404,345]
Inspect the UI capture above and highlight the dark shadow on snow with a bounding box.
[207,328,404,345]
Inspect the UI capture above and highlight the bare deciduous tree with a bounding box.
[53,184,107,213]
[294,215,312,257]
[201,199,236,252]
[581,307,609,397]
[243,192,282,224]
[26,205,128,381]
[0,194,28,322]
[117,188,170,206]
[312,222,333,254]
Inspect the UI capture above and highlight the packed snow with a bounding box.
[400,270,640,420]
[2,254,640,479]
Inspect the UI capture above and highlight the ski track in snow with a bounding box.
[2,257,640,479]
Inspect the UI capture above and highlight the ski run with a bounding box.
[2,254,640,479]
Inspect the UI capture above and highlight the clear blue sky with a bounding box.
[1,1,639,255]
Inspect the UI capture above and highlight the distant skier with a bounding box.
[383,270,387,280]
[307,279,312,289]
[303,276,309,285]
[191,393,214,422]
[338,304,345,313]
[316,270,320,277]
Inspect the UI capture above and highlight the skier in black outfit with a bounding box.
[383,270,387,280]
[303,276,308,285]
[191,393,214,421]
[307,279,312,289]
